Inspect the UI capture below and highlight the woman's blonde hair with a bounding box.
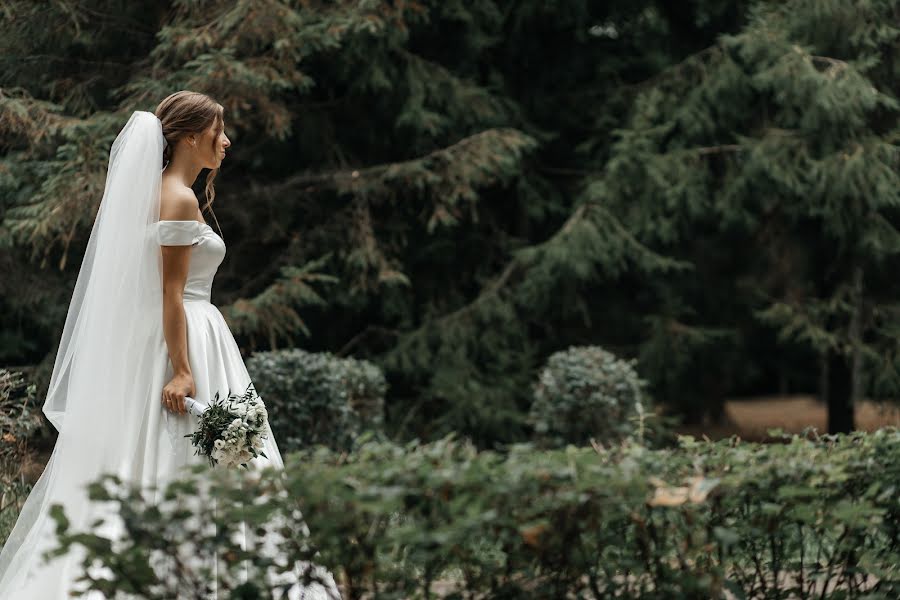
[155,91,224,234]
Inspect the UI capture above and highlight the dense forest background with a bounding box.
[1,0,898,448]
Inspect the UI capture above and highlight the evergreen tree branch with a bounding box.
[220,255,338,350]
[337,325,401,357]
[0,88,71,146]
[389,197,690,362]
[394,47,513,136]
[261,127,536,197]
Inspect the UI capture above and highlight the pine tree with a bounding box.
[2,1,781,445]
[594,0,900,432]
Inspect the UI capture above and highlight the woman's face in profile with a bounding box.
[195,116,231,169]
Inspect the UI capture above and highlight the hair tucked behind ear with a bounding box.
[154,91,225,237]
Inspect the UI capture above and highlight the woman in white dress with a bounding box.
[0,91,342,599]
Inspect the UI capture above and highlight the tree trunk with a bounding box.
[849,266,865,414]
[826,351,854,434]
[826,266,864,435]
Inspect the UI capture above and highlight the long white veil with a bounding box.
[0,110,167,593]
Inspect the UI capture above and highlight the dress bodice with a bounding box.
[156,220,226,302]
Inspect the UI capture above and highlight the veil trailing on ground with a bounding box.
[0,110,167,593]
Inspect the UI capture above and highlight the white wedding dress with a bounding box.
[0,218,342,599]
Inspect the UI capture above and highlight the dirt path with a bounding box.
[676,394,900,441]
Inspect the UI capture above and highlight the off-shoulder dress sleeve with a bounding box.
[157,220,200,246]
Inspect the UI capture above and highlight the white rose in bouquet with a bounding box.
[184,383,270,468]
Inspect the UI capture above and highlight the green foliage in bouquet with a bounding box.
[528,345,654,447]
[246,348,387,453]
[47,429,900,599]
[186,383,268,468]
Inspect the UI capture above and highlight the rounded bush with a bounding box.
[528,345,650,446]
[246,348,387,452]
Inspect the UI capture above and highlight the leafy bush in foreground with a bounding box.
[49,429,900,599]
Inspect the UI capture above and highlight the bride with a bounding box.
[0,91,342,599]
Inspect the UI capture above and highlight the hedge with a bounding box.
[48,428,900,599]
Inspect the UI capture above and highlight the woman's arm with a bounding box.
[161,244,192,376]
[159,190,199,414]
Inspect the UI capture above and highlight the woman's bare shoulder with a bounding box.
[159,182,199,221]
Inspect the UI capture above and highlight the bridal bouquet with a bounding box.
[183,382,269,468]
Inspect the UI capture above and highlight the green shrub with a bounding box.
[246,348,387,452]
[0,368,42,455]
[50,429,900,599]
[0,368,43,544]
[528,345,652,446]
